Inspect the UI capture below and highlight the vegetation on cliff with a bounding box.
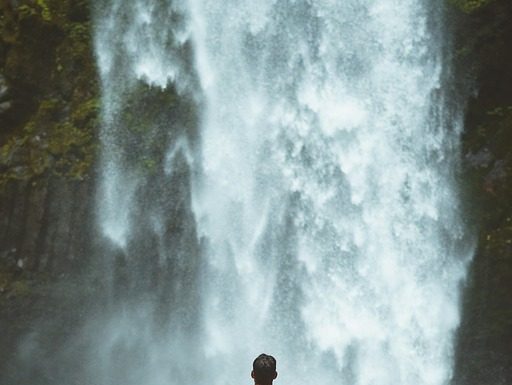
[0,0,98,188]
[449,0,495,13]
[0,1,100,364]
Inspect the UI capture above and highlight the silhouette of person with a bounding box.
[251,354,278,385]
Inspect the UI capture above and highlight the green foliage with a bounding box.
[15,1,54,22]
[448,0,495,13]
[10,280,31,297]
[0,262,33,301]
[35,0,52,21]
[71,97,100,126]
[16,5,38,20]
[0,96,98,187]
[0,0,99,188]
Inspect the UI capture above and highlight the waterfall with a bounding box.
[93,1,473,385]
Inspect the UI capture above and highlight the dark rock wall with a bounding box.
[448,0,512,384]
[0,0,98,273]
[1,176,97,270]
[0,1,100,380]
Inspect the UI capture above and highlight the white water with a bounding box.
[94,1,473,385]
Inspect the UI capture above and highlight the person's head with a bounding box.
[251,354,277,385]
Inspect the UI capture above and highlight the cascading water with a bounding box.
[93,1,473,385]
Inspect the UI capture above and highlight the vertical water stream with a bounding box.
[93,1,473,385]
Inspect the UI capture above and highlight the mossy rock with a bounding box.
[0,95,98,188]
[0,0,99,187]
[448,0,496,13]
[110,82,180,174]
[0,260,37,302]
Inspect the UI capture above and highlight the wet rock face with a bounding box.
[0,3,102,381]
[450,1,512,384]
[0,0,99,274]
[0,74,11,114]
[0,177,95,273]
[0,73,14,129]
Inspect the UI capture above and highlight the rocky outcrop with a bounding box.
[0,74,12,114]
[449,1,512,384]
[0,0,98,275]
[0,2,100,377]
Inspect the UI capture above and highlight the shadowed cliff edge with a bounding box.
[449,1,512,384]
[0,1,102,382]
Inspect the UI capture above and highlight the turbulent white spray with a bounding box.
[95,0,193,248]
[93,1,473,385]
[188,1,472,385]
